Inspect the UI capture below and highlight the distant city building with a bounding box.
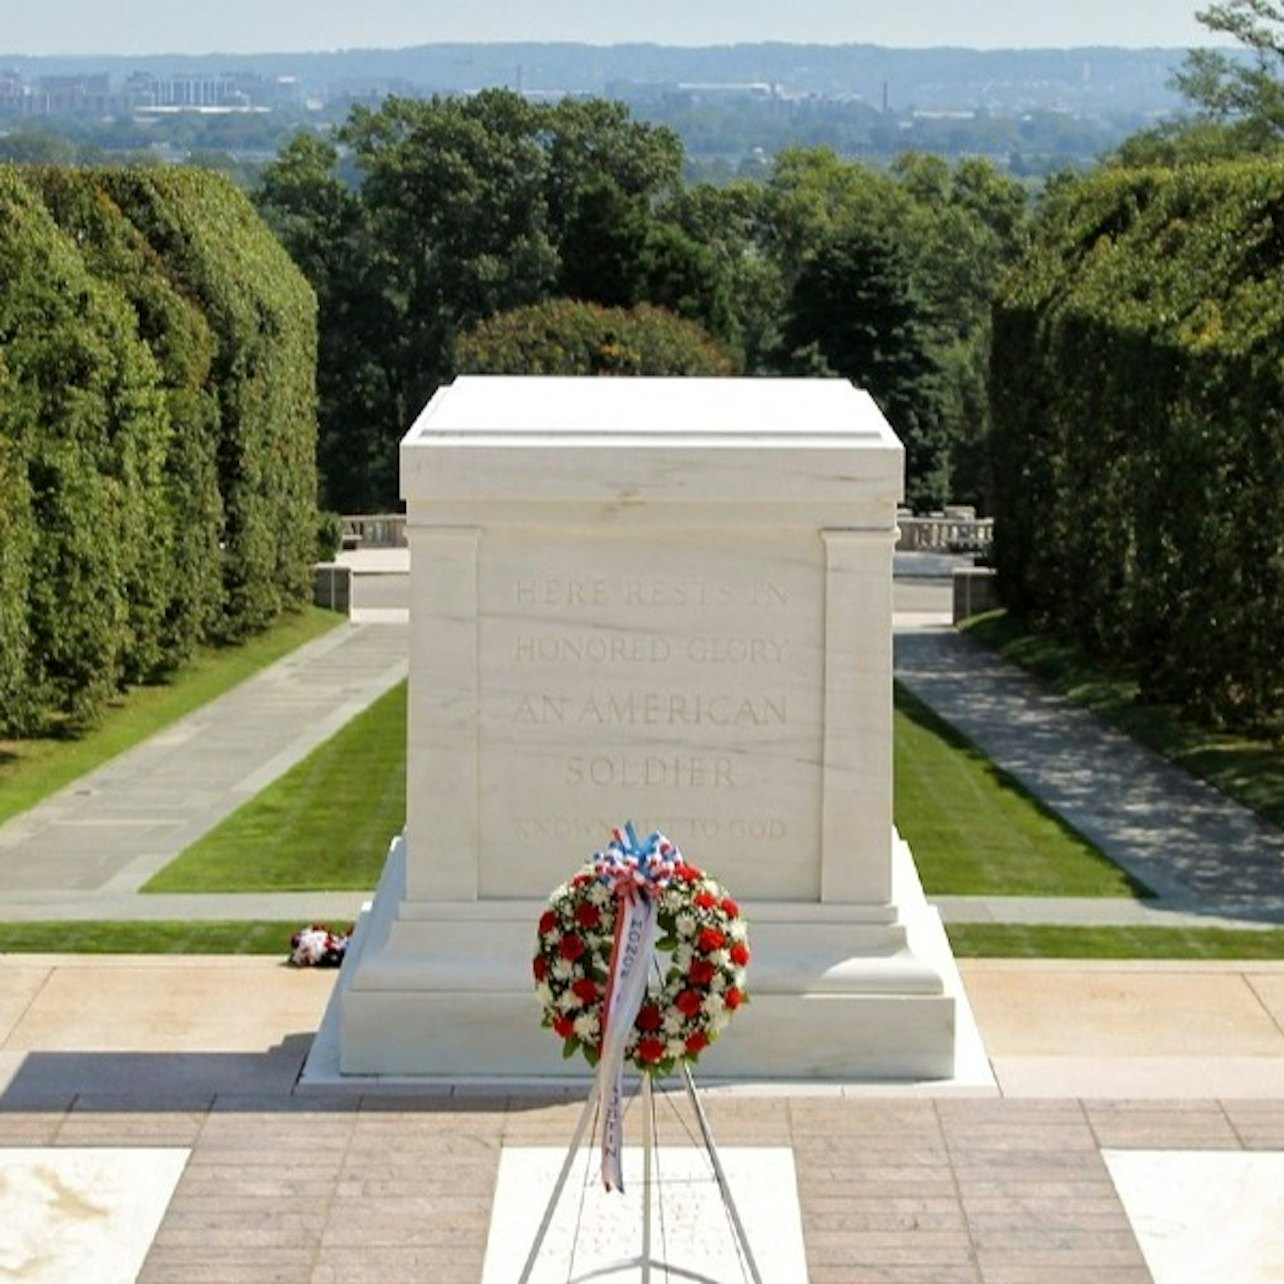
[0,68,302,117]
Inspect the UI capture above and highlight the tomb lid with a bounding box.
[401,375,903,506]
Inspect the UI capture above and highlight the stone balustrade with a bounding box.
[340,513,407,549]
[896,507,993,553]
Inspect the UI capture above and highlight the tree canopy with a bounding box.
[255,92,1028,514]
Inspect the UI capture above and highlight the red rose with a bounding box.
[725,986,744,1010]
[538,910,557,934]
[572,873,593,887]
[574,902,601,929]
[572,978,599,1004]
[685,1031,709,1054]
[694,891,717,909]
[553,1015,575,1038]
[637,1037,666,1064]
[721,897,739,917]
[677,865,702,882]
[636,1003,663,1032]
[559,935,586,961]
[532,955,550,981]
[689,959,716,986]
[730,942,751,967]
[697,927,726,953]
[675,989,703,1018]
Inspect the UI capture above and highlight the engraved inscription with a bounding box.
[513,692,786,727]
[479,535,823,899]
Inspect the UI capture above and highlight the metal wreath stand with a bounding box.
[521,827,763,1284]
[518,1028,763,1284]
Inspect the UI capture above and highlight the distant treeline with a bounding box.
[992,159,1284,731]
[0,166,318,735]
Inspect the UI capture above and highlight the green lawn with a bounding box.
[894,683,1147,898]
[948,923,1284,959]
[143,680,406,893]
[963,610,1284,830]
[0,606,343,827]
[7,918,1281,960]
[0,920,310,954]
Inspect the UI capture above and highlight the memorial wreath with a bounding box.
[288,922,351,967]
[532,824,750,1079]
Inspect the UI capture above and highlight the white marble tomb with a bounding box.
[335,376,957,1079]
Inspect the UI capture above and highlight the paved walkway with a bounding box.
[894,617,1284,929]
[0,618,405,921]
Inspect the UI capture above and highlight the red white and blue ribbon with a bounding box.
[594,822,681,1192]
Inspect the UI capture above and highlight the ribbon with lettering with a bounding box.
[593,823,681,1192]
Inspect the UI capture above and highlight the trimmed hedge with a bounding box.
[31,167,222,674]
[991,160,1284,728]
[95,169,319,641]
[453,298,738,376]
[0,166,318,735]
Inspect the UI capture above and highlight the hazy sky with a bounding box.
[3,0,1227,57]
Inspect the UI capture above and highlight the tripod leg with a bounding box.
[517,1079,601,1284]
[641,1070,653,1283]
[680,1064,763,1284]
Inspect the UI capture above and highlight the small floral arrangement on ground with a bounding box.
[288,923,352,967]
[533,828,749,1078]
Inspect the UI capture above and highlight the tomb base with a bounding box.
[326,834,965,1082]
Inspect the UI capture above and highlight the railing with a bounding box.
[341,510,993,554]
[896,509,993,554]
[341,513,407,549]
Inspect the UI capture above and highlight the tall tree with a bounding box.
[781,224,954,511]
[257,92,687,510]
[337,91,559,435]
[1174,1,1284,144]
[256,134,399,512]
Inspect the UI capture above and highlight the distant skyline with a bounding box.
[2,0,1230,58]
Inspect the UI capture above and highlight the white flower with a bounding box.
[674,912,697,938]
[728,920,749,942]
[662,887,685,913]
[552,958,575,982]
[535,981,553,1008]
[573,1012,600,1042]
[667,1037,687,1059]
[673,944,693,971]
[588,881,611,906]
[557,990,579,1013]
[703,993,727,1019]
[709,949,730,969]
[662,1011,685,1036]
[709,972,727,992]
[732,968,747,989]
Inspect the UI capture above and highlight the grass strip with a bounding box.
[0,606,344,827]
[4,919,1281,961]
[894,683,1147,897]
[948,922,1284,959]
[0,920,311,955]
[963,610,1284,831]
[143,680,406,893]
